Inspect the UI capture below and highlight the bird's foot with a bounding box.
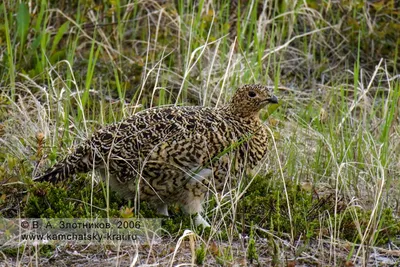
[194,213,210,228]
[157,204,169,216]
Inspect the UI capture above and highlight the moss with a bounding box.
[4,170,398,246]
[23,176,195,235]
[215,246,233,266]
[161,206,192,235]
[0,243,56,258]
[195,244,206,265]
[24,177,124,218]
[239,174,328,238]
[338,207,400,246]
[238,174,399,246]
[247,221,259,264]
[1,247,20,257]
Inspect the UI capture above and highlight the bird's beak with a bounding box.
[266,95,278,104]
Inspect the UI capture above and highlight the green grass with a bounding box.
[0,0,399,266]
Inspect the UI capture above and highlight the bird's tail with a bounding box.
[35,144,93,183]
[35,160,74,183]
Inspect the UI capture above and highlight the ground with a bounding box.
[1,0,400,266]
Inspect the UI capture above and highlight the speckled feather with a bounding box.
[36,84,278,220]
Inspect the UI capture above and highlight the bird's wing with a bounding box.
[92,106,232,185]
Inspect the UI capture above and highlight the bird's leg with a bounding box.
[188,168,213,185]
[179,167,213,227]
[157,203,169,216]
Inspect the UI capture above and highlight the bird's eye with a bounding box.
[248,91,257,98]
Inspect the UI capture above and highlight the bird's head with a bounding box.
[227,84,278,118]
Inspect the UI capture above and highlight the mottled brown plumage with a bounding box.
[36,84,278,226]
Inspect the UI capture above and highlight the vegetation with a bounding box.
[0,0,399,265]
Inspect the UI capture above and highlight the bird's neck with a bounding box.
[220,105,261,125]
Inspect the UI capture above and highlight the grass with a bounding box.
[0,0,400,266]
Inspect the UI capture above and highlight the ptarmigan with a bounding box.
[36,84,278,226]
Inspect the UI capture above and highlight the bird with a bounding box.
[35,84,278,226]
